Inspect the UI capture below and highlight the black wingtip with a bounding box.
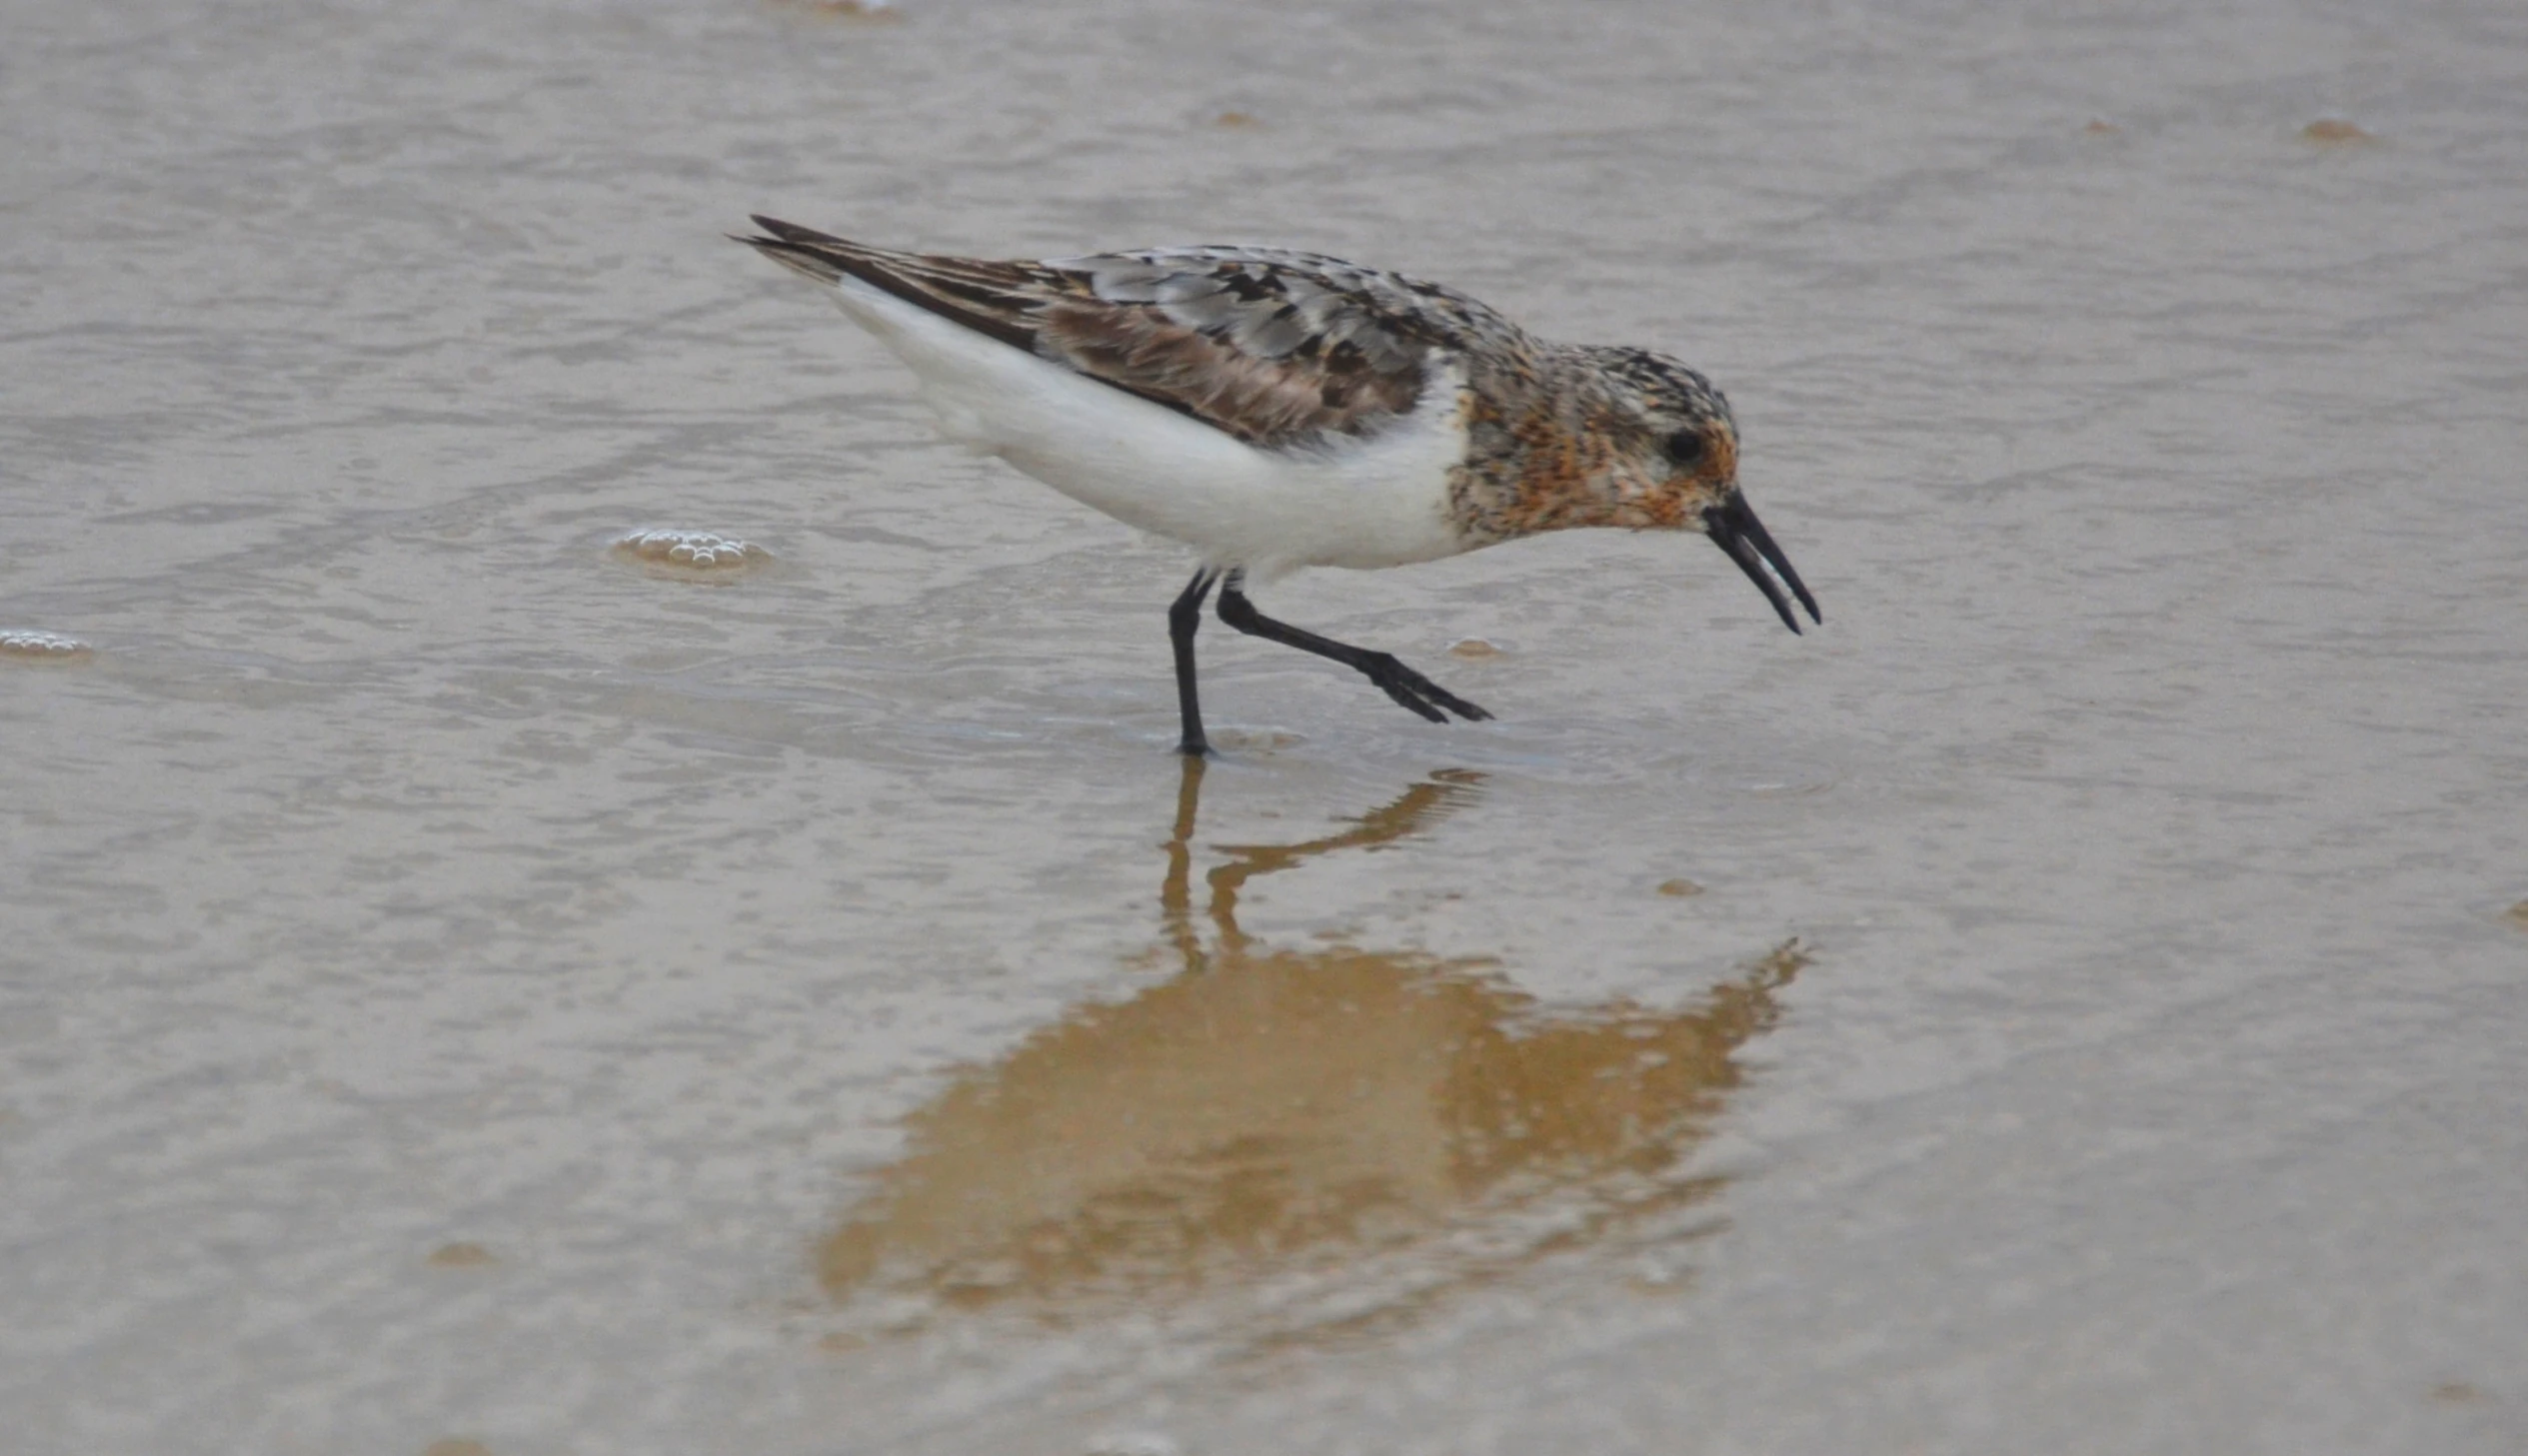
[749,214,849,246]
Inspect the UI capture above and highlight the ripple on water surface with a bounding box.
[611,529,773,579]
[0,629,92,662]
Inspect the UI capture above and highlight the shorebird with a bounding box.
[736,217,1819,755]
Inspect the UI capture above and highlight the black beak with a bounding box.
[1702,493,1821,635]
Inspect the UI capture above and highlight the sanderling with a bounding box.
[737,216,1819,755]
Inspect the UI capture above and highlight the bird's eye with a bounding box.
[1663,430,1707,466]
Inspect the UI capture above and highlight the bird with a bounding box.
[735,216,1819,756]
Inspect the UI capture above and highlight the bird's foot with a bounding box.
[1360,654,1492,725]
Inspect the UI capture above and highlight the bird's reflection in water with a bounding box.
[821,758,1803,1342]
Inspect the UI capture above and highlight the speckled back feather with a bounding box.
[742,218,1533,451]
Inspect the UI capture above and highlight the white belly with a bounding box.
[822,277,1469,579]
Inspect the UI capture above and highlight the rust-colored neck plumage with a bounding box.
[1444,343,1735,546]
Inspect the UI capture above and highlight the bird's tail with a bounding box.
[731,215,869,288]
[732,216,1051,355]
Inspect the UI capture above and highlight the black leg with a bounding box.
[1169,569,1219,756]
[1214,571,1491,725]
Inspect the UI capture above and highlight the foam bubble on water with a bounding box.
[0,629,92,662]
[1206,728,1302,752]
[612,529,773,576]
[1082,1435,1179,1456]
[426,1241,498,1269]
[773,0,900,18]
[2301,118,2375,145]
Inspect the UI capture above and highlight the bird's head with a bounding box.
[1580,348,1821,635]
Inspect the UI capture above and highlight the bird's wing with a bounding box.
[740,217,1520,450]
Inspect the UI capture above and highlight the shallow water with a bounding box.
[5,1,2526,1452]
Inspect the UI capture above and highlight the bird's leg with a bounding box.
[1214,571,1491,726]
[1170,569,1220,756]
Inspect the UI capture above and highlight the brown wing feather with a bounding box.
[1030,252,1444,447]
[740,220,1527,450]
[740,219,1055,357]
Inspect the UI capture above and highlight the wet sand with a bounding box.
[4,1,2525,1452]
